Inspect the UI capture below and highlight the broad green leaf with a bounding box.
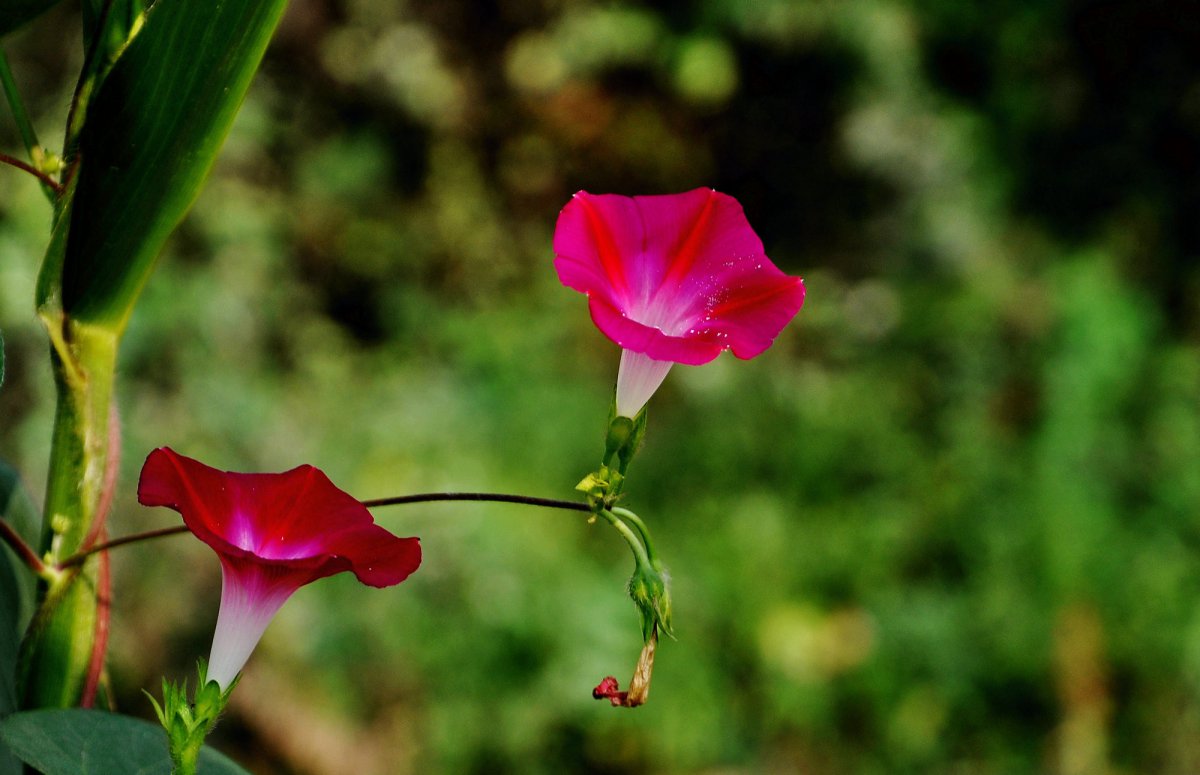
[82,0,144,55]
[57,0,289,330]
[0,461,39,646]
[65,0,145,161]
[0,710,250,774]
[0,0,64,38]
[0,330,4,389]
[0,463,42,775]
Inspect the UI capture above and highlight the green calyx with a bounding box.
[603,406,647,478]
[147,660,238,775]
[628,558,674,642]
[578,408,649,511]
[590,505,675,643]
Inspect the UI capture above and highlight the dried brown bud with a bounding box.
[592,626,659,708]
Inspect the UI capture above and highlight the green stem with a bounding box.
[0,46,40,159]
[595,508,653,570]
[171,741,201,775]
[18,319,119,709]
[611,507,661,568]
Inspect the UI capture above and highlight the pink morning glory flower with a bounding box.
[137,447,421,690]
[553,188,806,417]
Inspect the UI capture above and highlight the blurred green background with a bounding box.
[4,0,1200,772]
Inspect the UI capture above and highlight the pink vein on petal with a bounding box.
[659,189,717,289]
[710,275,805,318]
[576,194,630,300]
[553,188,805,367]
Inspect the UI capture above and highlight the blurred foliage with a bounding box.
[3,0,1200,772]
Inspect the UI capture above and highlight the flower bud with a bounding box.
[628,560,673,642]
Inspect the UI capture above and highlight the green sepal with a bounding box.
[602,403,648,478]
[628,557,674,642]
[593,505,677,643]
[603,415,635,466]
[575,467,624,509]
[581,401,649,515]
[617,409,647,475]
[149,660,238,775]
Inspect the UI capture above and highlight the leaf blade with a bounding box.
[0,463,41,774]
[56,0,289,329]
[0,709,250,775]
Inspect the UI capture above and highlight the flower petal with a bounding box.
[552,191,644,306]
[554,189,805,364]
[684,271,806,360]
[615,349,674,418]
[206,559,300,690]
[139,448,422,689]
[137,448,421,588]
[588,296,723,365]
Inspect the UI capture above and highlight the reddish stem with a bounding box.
[57,525,188,569]
[0,151,62,193]
[79,542,111,708]
[0,516,46,575]
[80,403,121,554]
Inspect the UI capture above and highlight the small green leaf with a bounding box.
[56,0,289,330]
[0,710,250,775]
[0,0,65,38]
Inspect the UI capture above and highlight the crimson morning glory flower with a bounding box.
[137,447,421,690]
[553,188,806,417]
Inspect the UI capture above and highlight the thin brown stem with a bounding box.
[0,151,63,194]
[362,492,590,512]
[0,516,46,575]
[58,525,188,569]
[57,491,591,569]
